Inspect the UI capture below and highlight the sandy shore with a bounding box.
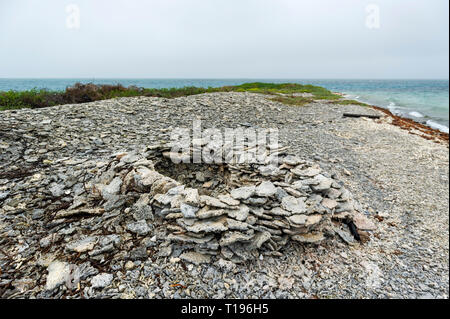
[0,92,448,298]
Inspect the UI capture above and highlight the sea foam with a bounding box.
[409,111,424,118]
[426,120,449,134]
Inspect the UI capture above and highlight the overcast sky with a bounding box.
[0,0,448,79]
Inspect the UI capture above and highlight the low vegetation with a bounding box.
[269,95,314,107]
[229,82,341,100]
[0,82,342,110]
[334,99,369,106]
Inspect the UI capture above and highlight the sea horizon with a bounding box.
[1,77,449,80]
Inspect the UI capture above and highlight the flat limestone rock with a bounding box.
[66,236,98,253]
[167,185,185,196]
[170,194,183,209]
[305,214,322,226]
[269,207,291,216]
[180,251,211,264]
[258,165,281,176]
[90,273,113,289]
[291,232,325,243]
[126,220,151,236]
[227,204,249,221]
[243,197,267,206]
[336,201,355,213]
[230,186,256,200]
[288,214,308,225]
[154,193,173,206]
[200,195,230,209]
[183,217,228,233]
[49,183,65,197]
[281,196,306,214]
[165,212,183,219]
[311,174,333,192]
[255,181,277,197]
[180,202,199,218]
[288,213,322,227]
[150,178,179,197]
[131,195,154,221]
[258,219,286,230]
[324,188,342,199]
[282,155,303,166]
[134,167,163,188]
[322,198,338,210]
[248,206,265,217]
[196,208,227,219]
[226,218,249,231]
[184,188,200,206]
[219,231,254,246]
[291,165,321,177]
[334,227,356,245]
[101,177,122,200]
[168,233,214,244]
[218,194,240,206]
[352,212,376,230]
[270,219,290,229]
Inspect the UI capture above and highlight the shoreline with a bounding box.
[346,99,450,144]
[369,104,449,144]
[339,92,449,136]
[331,91,449,144]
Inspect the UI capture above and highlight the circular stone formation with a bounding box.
[63,141,374,264]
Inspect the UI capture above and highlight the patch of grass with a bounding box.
[0,82,342,110]
[0,89,62,109]
[334,99,369,106]
[140,86,223,98]
[231,82,341,100]
[270,95,314,107]
[0,84,222,110]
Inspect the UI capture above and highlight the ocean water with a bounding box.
[0,78,448,133]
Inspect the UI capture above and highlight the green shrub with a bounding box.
[0,82,343,110]
[270,95,314,106]
[335,99,369,106]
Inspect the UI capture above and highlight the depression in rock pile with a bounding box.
[55,140,374,265]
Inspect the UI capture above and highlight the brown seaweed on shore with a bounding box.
[370,105,449,145]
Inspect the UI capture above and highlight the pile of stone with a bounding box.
[59,140,374,264]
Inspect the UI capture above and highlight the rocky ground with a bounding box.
[0,92,448,299]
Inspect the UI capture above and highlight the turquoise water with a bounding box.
[0,78,448,133]
[321,79,449,134]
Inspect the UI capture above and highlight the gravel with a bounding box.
[0,92,448,299]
